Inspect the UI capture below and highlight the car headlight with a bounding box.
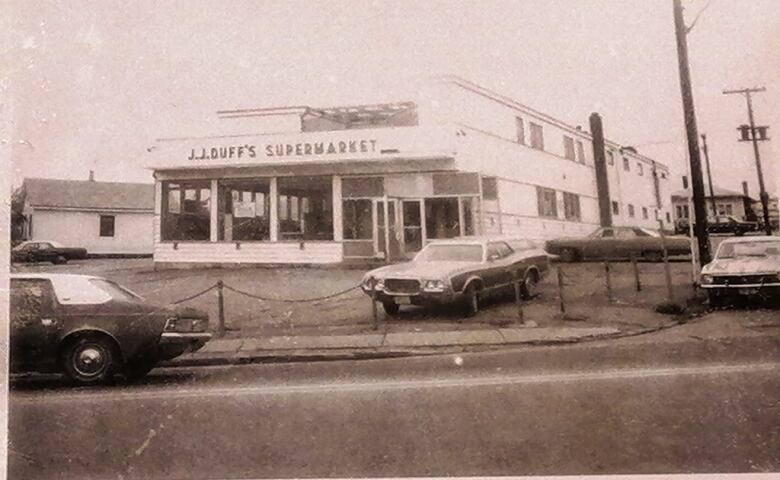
[422,279,447,292]
[700,274,713,285]
[362,276,385,291]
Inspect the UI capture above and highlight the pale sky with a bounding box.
[6,0,779,196]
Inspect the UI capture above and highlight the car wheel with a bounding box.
[521,270,539,300]
[123,357,157,382]
[642,251,663,263]
[62,335,118,385]
[462,283,480,317]
[52,255,68,265]
[382,301,400,316]
[559,248,579,263]
[708,291,731,309]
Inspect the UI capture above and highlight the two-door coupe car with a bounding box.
[545,226,691,262]
[11,240,88,264]
[700,236,780,307]
[361,236,550,316]
[9,273,211,384]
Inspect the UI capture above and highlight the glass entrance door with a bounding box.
[402,200,423,256]
[376,199,401,261]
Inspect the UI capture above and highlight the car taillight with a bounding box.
[164,317,178,332]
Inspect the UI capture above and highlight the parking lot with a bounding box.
[11,257,701,335]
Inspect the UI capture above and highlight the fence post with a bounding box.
[631,254,642,292]
[657,220,675,303]
[368,277,379,330]
[513,270,525,324]
[216,280,226,338]
[556,267,566,314]
[604,261,614,303]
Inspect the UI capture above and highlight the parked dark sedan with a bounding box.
[545,226,691,262]
[675,215,760,236]
[11,241,88,264]
[9,273,211,384]
[361,236,550,316]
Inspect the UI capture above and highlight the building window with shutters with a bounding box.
[576,140,586,164]
[642,207,648,219]
[515,116,525,145]
[563,192,581,221]
[536,186,557,218]
[529,122,544,151]
[99,215,115,237]
[563,136,575,160]
[628,204,635,218]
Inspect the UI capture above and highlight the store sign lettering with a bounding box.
[188,139,378,161]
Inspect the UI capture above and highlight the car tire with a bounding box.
[708,291,731,309]
[382,301,400,316]
[462,283,480,317]
[123,357,157,382]
[642,251,663,263]
[52,255,68,265]
[559,248,579,263]
[521,270,539,300]
[61,335,118,385]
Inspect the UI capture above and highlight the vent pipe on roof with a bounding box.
[89,170,95,181]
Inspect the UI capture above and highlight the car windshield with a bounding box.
[716,240,780,259]
[415,244,484,262]
[89,279,143,301]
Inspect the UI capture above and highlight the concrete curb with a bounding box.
[161,326,636,368]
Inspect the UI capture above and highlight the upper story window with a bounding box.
[628,204,635,218]
[638,163,644,176]
[563,192,581,221]
[642,207,648,219]
[529,122,544,151]
[623,158,630,172]
[563,136,575,161]
[576,140,586,164]
[607,150,615,166]
[515,116,525,145]
[612,201,620,216]
[99,215,115,237]
[536,186,557,218]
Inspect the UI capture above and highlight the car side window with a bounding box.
[496,242,513,258]
[10,279,49,328]
[633,228,651,237]
[616,229,636,239]
[39,243,51,250]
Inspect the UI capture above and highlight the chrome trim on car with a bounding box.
[160,332,213,342]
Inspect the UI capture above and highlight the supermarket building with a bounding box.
[148,76,673,267]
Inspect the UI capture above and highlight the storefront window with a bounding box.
[277,176,333,240]
[462,197,476,235]
[218,179,271,241]
[426,197,460,239]
[343,199,372,240]
[162,181,211,241]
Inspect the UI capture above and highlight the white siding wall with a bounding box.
[32,210,154,254]
[154,242,343,264]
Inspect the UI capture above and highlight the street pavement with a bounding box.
[8,320,779,480]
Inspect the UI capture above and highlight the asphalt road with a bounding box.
[8,336,780,479]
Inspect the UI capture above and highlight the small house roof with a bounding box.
[671,185,748,199]
[23,178,154,211]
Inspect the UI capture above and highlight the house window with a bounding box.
[638,163,644,176]
[536,186,557,218]
[563,136,575,160]
[162,181,211,241]
[99,215,115,237]
[676,204,690,219]
[277,176,333,241]
[576,140,586,164]
[529,122,544,150]
[481,177,498,200]
[607,150,615,166]
[666,212,671,223]
[217,179,271,241]
[623,158,630,172]
[515,116,525,145]
[612,201,620,216]
[628,204,635,218]
[563,192,581,221]
[642,207,648,219]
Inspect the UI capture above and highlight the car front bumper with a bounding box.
[157,332,212,360]
[363,288,463,307]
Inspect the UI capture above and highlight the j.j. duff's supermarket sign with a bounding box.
[187,139,379,161]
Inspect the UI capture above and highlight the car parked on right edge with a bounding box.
[700,236,780,307]
[545,226,690,262]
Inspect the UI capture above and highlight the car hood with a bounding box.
[367,261,480,280]
[703,256,780,275]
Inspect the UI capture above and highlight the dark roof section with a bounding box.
[24,178,154,211]
[671,186,748,199]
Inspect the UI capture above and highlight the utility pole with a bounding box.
[700,134,717,218]
[723,87,772,236]
[673,0,711,264]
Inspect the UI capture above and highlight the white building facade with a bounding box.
[149,76,673,267]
